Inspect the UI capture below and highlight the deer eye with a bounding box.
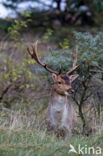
[58,82,62,84]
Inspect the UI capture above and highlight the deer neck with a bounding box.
[50,89,68,106]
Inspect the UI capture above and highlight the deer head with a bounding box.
[27,41,79,96]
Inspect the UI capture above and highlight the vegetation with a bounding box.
[1,0,103,29]
[0,110,102,156]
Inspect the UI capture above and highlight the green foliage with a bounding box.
[43,49,72,74]
[74,32,103,73]
[0,53,37,108]
[42,32,103,76]
[8,12,31,43]
[93,0,103,12]
[59,38,70,49]
[8,20,28,42]
[43,29,53,42]
[0,19,12,32]
[70,32,103,132]
[43,27,74,49]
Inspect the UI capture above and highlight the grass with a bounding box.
[0,108,103,156]
[0,128,103,156]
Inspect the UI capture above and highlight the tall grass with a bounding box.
[0,106,103,156]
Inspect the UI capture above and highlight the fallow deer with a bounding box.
[27,41,79,138]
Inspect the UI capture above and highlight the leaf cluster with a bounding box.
[74,32,103,76]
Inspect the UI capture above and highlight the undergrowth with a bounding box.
[0,107,103,156]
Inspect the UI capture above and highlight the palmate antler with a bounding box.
[27,41,58,75]
[27,41,79,75]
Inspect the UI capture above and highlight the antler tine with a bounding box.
[31,41,45,66]
[73,45,78,67]
[27,41,58,75]
[27,47,33,58]
[66,46,79,75]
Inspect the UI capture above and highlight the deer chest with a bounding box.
[51,96,67,112]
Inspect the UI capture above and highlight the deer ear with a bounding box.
[69,74,79,83]
[52,73,57,82]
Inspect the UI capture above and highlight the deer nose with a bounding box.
[67,88,74,94]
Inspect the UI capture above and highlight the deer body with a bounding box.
[47,92,74,134]
[46,75,76,137]
[27,41,79,138]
